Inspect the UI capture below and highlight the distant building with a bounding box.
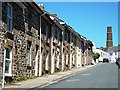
[107,46,120,62]
[94,49,109,62]
[92,42,109,63]
[99,26,119,62]
[100,46,120,62]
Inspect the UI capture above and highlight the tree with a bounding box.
[93,52,100,62]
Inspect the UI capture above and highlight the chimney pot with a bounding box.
[38,4,44,10]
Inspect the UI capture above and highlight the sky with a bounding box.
[36,2,118,48]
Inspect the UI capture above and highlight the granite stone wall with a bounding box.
[0,19,5,81]
[1,2,40,80]
[0,2,93,83]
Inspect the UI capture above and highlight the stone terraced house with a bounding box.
[0,1,93,83]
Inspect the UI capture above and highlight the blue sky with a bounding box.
[36,2,118,48]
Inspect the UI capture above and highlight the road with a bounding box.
[42,63,119,88]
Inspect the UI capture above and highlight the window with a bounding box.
[56,51,60,69]
[45,50,49,71]
[26,41,31,66]
[110,52,112,56]
[46,27,48,42]
[35,45,39,76]
[0,42,1,49]
[66,33,68,41]
[115,52,117,55]
[101,52,102,57]
[66,51,68,65]
[41,47,43,54]
[52,26,55,41]
[7,3,12,32]
[57,30,60,45]
[5,46,12,76]
[35,46,39,56]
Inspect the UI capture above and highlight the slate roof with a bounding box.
[100,46,120,52]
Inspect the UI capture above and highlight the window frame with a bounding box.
[45,50,49,71]
[46,26,49,43]
[5,46,12,76]
[26,41,31,66]
[35,45,39,76]
[7,3,12,32]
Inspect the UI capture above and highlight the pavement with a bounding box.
[1,64,98,89]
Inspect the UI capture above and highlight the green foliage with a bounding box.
[93,52,100,61]
[12,76,38,83]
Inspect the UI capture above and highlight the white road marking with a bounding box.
[81,74,91,76]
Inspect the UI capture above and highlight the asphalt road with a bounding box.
[42,63,119,88]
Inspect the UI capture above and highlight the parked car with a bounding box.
[103,58,109,63]
[116,58,120,69]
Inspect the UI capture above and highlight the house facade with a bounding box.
[107,46,120,62]
[99,46,120,62]
[93,48,109,62]
[0,2,44,82]
[0,1,93,83]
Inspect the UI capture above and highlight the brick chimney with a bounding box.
[106,26,113,48]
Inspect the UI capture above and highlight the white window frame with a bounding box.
[66,52,68,65]
[56,49,60,69]
[0,41,1,48]
[45,50,49,71]
[5,46,12,76]
[7,3,12,32]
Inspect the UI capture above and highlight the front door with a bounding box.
[5,46,12,76]
[35,46,39,76]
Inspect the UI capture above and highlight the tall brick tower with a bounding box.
[106,26,113,48]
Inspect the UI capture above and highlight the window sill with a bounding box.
[5,73,12,77]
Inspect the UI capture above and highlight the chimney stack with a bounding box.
[106,26,113,48]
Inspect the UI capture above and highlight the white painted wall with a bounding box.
[109,51,119,62]
[93,49,109,62]
[76,47,82,68]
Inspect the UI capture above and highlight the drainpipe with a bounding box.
[61,28,64,71]
[51,25,55,74]
[76,47,78,68]
[69,33,72,69]
[39,12,46,76]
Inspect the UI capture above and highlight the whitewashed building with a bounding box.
[92,42,109,63]
[107,46,120,62]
